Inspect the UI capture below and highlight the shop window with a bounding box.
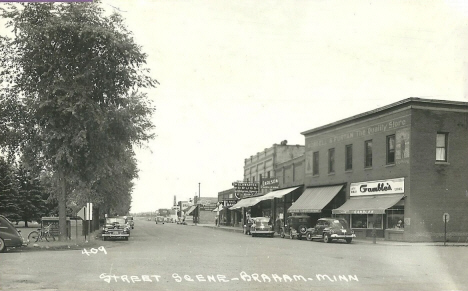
[365,140,373,168]
[328,148,335,173]
[351,214,383,229]
[345,144,352,171]
[436,133,448,162]
[351,214,368,228]
[386,135,395,164]
[368,215,383,229]
[313,151,319,175]
[387,208,404,229]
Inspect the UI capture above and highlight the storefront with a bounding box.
[332,178,405,240]
[287,184,345,226]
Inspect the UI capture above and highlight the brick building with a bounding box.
[301,98,468,242]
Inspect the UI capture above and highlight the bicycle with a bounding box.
[27,224,56,242]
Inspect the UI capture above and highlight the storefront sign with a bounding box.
[262,178,279,189]
[223,200,236,207]
[350,178,404,196]
[232,181,259,193]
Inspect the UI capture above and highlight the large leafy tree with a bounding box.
[1,3,157,240]
[0,158,19,218]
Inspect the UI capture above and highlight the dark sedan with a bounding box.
[101,217,130,241]
[250,217,275,237]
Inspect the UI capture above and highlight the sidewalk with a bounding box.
[198,223,468,247]
[13,222,103,252]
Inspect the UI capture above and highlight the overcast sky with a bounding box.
[98,0,468,213]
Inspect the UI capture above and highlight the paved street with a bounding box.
[1,218,467,291]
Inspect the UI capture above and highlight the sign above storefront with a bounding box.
[232,181,259,199]
[223,200,236,207]
[262,178,279,189]
[350,178,405,196]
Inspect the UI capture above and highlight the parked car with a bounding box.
[155,216,165,224]
[0,215,27,252]
[101,217,130,241]
[125,216,134,229]
[250,217,275,237]
[280,215,313,240]
[306,218,355,243]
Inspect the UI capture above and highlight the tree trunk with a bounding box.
[58,169,67,241]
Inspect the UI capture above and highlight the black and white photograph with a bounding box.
[1,0,468,290]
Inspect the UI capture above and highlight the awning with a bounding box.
[258,186,300,201]
[332,194,405,215]
[186,205,197,215]
[288,185,343,213]
[229,196,262,210]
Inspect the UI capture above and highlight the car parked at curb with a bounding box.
[250,217,275,237]
[280,215,313,240]
[0,215,27,252]
[125,216,134,229]
[155,216,165,224]
[306,218,355,243]
[101,217,130,241]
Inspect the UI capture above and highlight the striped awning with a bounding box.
[332,194,405,215]
[258,186,300,201]
[288,185,343,213]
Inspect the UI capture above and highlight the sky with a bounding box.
[95,0,468,213]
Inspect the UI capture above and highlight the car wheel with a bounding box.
[103,236,107,241]
[280,230,285,238]
[306,233,313,241]
[0,238,5,253]
[324,233,332,243]
[345,238,352,244]
[299,225,307,235]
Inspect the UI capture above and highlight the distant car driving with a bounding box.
[306,218,355,243]
[155,216,165,224]
[101,217,130,241]
[249,217,275,237]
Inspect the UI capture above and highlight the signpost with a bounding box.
[443,213,450,246]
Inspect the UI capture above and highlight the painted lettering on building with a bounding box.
[306,116,409,149]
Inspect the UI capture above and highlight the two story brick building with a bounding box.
[301,98,468,242]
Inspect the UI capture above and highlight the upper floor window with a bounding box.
[267,171,271,178]
[252,176,255,182]
[436,133,448,161]
[387,135,395,164]
[313,151,319,176]
[345,144,353,171]
[328,148,335,173]
[259,174,262,183]
[365,140,373,168]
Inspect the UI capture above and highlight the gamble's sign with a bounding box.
[223,200,236,207]
[350,178,405,196]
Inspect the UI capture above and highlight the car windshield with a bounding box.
[331,219,349,228]
[106,218,126,224]
[126,217,133,221]
[255,217,270,223]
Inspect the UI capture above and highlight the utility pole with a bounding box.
[198,183,201,225]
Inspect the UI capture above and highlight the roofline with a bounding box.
[301,97,468,136]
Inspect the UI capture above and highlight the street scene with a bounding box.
[2,218,468,291]
[2,1,468,291]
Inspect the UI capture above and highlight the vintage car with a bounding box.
[155,216,165,224]
[101,217,130,241]
[280,215,314,240]
[125,216,134,229]
[306,218,355,243]
[249,217,275,237]
[0,215,27,252]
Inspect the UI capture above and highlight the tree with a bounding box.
[0,158,19,219]
[15,166,48,227]
[1,3,157,240]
